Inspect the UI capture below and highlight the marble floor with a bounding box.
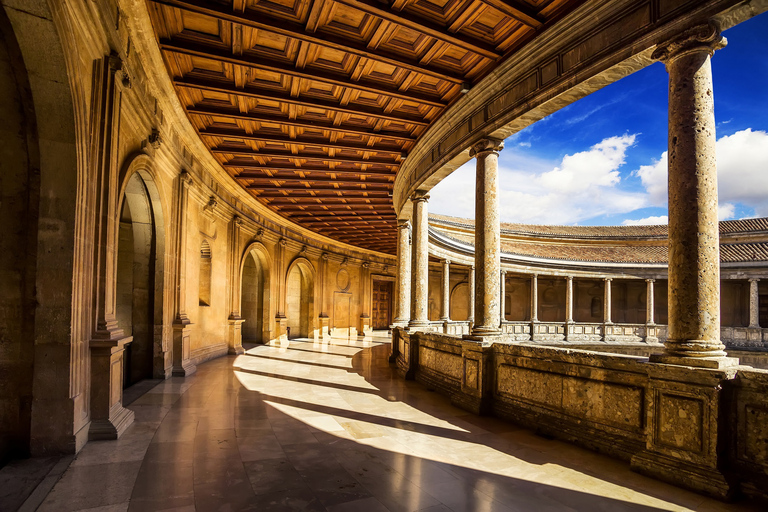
[37,333,759,512]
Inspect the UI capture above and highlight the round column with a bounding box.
[499,270,506,326]
[646,279,656,325]
[749,278,760,328]
[604,278,612,325]
[468,265,475,324]
[565,276,574,323]
[530,274,538,322]
[409,192,430,329]
[440,260,451,321]
[394,220,411,325]
[470,138,504,337]
[652,23,730,365]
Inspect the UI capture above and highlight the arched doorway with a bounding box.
[286,258,315,339]
[241,252,265,343]
[116,172,165,387]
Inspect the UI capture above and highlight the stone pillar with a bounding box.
[530,274,538,322]
[440,259,451,321]
[409,192,430,329]
[319,253,330,340]
[227,215,245,355]
[469,138,504,338]
[604,278,612,325]
[468,265,475,324]
[651,23,734,367]
[499,270,506,326]
[172,170,197,376]
[393,220,411,326]
[749,278,760,328]
[359,262,371,335]
[275,238,288,342]
[565,276,574,341]
[646,279,656,325]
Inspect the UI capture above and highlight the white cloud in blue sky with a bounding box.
[430,12,768,226]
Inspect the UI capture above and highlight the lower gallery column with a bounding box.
[530,273,538,329]
[646,278,657,342]
[499,270,506,327]
[408,192,430,330]
[749,278,760,328]
[469,138,504,338]
[227,216,245,355]
[440,259,451,322]
[650,23,733,367]
[393,220,411,326]
[468,266,475,326]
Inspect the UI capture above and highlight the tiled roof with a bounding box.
[429,214,768,239]
[434,229,768,264]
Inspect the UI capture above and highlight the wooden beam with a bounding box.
[263,197,391,204]
[229,165,396,178]
[212,147,401,165]
[161,39,447,107]
[253,189,390,197]
[331,0,501,59]
[236,174,393,186]
[188,106,416,142]
[287,212,396,218]
[149,0,467,83]
[175,78,430,126]
[247,183,392,191]
[199,128,404,155]
[481,0,544,28]
[223,160,397,173]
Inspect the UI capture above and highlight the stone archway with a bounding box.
[286,258,316,339]
[116,168,167,386]
[237,242,272,345]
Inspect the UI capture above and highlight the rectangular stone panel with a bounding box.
[562,377,644,429]
[487,72,537,119]
[419,346,462,381]
[464,358,479,390]
[497,364,563,407]
[745,405,768,464]
[657,392,704,453]
[659,0,700,18]
[540,58,559,85]
[563,5,651,71]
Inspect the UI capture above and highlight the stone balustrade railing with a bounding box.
[390,327,768,501]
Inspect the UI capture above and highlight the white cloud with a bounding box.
[633,129,768,216]
[622,215,668,226]
[430,134,646,225]
[518,141,531,148]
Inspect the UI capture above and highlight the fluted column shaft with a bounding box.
[749,278,760,328]
[652,23,730,364]
[441,260,451,321]
[470,139,504,337]
[409,193,430,328]
[394,220,411,324]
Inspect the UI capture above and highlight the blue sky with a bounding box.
[430,13,768,226]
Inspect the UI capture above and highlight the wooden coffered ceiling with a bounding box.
[147,0,582,254]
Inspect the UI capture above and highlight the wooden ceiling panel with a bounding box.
[148,0,583,252]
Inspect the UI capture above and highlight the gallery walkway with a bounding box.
[37,333,759,511]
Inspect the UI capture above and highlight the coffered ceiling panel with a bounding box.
[148,0,583,253]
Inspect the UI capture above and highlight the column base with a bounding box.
[469,327,502,338]
[649,353,739,369]
[172,320,197,376]
[631,450,734,500]
[227,318,246,355]
[172,359,197,377]
[89,406,135,441]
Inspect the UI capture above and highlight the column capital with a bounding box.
[646,278,655,283]
[604,277,613,282]
[652,21,726,63]
[500,269,506,275]
[179,169,194,188]
[232,215,242,226]
[397,219,411,230]
[443,259,451,266]
[749,277,761,283]
[469,138,504,157]
[410,190,430,203]
[566,275,573,282]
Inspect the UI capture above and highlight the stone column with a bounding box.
[319,253,330,340]
[499,270,506,326]
[530,274,538,322]
[469,138,504,338]
[565,276,574,341]
[468,265,475,324]
[274,238,288,342]
[227,215,245,355]
[172,170,197,376]
[359,262,371,335]
[604,278,612,325]
[393,220,411,326]
[749,278,760,328]
[651,23,733,367]
[440,259,451,321]
[409,192,430,329]
[646,279,656,325]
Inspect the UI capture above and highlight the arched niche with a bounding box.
[116,154,169,382]
[238,241,272,344]
[450,282,470,321]
[285,257,316,339]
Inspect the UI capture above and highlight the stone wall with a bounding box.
[392,328,768,501]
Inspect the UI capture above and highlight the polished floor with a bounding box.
[38,333,758,511]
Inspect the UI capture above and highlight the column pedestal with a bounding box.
[274,316,288,344]
[172,319,196,376]
[89,337,135,440]
[228,317,245,355]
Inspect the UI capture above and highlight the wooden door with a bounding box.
[372,281,392,330]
